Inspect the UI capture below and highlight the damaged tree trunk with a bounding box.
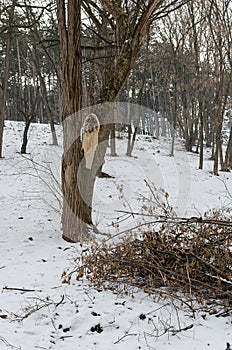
[57,0,169,242]
[57,0,87,242]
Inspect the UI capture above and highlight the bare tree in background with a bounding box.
[207,0,232,175]
[187,2,206,169]
[0,0,17,158]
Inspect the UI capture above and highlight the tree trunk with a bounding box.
[31,45,58,146]
[0,0,17,158]
[110,123,117,156]
[188,2,205,168]
[170,83,177,157]
[210,131,215,160]
[127,126,138,157]
[21,119,32,154]
[198,106,204,169]
[126,123,132,156]
[224,126,232,170]
[213,128,221,176]
[170,121,175,157]
[57,0,87,242]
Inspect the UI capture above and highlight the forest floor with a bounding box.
[0,120,232,350]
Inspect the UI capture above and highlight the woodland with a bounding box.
[1,1,232,240]
[0,0,232,325]
[0,1,231,171]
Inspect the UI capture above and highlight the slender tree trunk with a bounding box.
[0,0,17,158]
[126,123,132,156]
[126,80,133,155]
[210,131,215,160]
[170,121,175,157]
[110,123,117,156]
[21,118,33,154]
[224,125,232,170]
[16,38,23,121]
[170,85,177,157]
[213,67,229,174]
[213,128,221,176]
[188,3,205,168]
[198,106,204,169]
[128,126,138,156]
[31,45,58,146]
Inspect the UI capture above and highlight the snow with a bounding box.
[0,120,231,350]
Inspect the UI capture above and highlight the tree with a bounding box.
[20,95,39,154]
[0,0,60,156]
[30,43,58,145]
[187,1,206,169]
[57,0,192,242]
[224,110,232,170]
[207,0,232,174]
[24,3,59,145]
[0,0,17,158]
[57,0,84,242]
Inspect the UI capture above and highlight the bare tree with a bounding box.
[57,0,84,241]
[23,3,59,145]
[0,0,17,158]
[224,110,232,169]
[57,0,192,242]
[207,0,232,174]
[30,44,58,145]
[187,2,206,169]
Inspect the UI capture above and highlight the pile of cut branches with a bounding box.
[71,184,232,312]
[75,209,232,311]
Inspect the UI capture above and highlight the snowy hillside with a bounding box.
[0,121,231,350]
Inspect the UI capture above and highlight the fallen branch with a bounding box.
[170,323,194,335]
[0,335,21,349]
[117,210,232,228]
[113,332,137,344]
[11,295,66,322]
[55,295,65,307]
[60,336,73,340]
[2,287,42,293]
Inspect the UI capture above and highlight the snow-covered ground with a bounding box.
[0,120,231,350]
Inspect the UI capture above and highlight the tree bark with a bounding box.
[110,123,117,156]
[224,125,232,170]
[57,0,87,242]
[0,0,17,158]
[21,118,33,154]
[187,2,204,168]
